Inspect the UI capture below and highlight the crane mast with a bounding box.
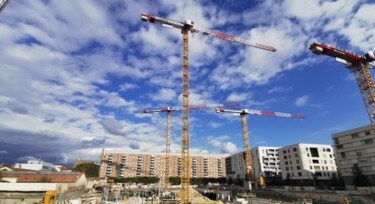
[141,12,275,203]
[140,103,239,192]
[216,108,304,190]
[0,0,11,13]
[309,42,375,131]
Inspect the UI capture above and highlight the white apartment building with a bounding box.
[225,151,246,182]
[279,144,337,181]
[251,146,281,178]
[332,124,375,185]
[14,159,61,171]
[226,147,281,183]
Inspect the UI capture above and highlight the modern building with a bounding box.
[99,150,227,178]
[225,147,281,184]
[251,146,281,178]
[332,124,375,186]
[14,159,61,171]
[225,151,246,182]
[279,143,337,183]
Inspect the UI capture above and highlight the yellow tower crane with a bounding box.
[215,108,305,190]
[141,13,276,203]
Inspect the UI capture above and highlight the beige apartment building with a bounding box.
[99,150,227,178]
[332,124,375,186]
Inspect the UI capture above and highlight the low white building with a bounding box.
[279,143,337,181]
[14,159,61,171]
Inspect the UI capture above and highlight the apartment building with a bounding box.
[332,124,375,185]
[226,147,281,182]
[252,146,281,178]
[279,144,337,181]
[99,150,227,178]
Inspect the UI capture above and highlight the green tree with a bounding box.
[73,163,99,177]
[352,164,369,187]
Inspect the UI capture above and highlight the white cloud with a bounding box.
[119,83,139,91]
[207,122,223,129]
[207,136,238,154]
[295,96,309,107]
[151,88,177,102]
[227,92,251,102]
[268,86,293,94]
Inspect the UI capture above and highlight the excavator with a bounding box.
[40,190,58,204]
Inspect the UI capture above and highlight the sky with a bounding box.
[0,0,374,167]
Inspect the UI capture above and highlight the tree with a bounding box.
[38,176,52,183]
[352,164,369,187]
[73,163,99,177]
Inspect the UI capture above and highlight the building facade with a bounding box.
[225,147,281,183]
[14,160,61,171]
[332,124,375,186]
[99,150,227,178]
[251,146,281,179]
[279,143,337,182]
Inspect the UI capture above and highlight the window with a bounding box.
[334,138,339,145]
[296,159,300,164]
[284,156,287,159]
[295,154,299,158]
[330,154,333,158]
[297,166,301,170]
[365,130,371,135]
[324,160,327,164]
[298,172,302,176]
[326,148,331,152]
[364,139,373,144]
[310,166,312,170]
[307,153,310,157]
[351,133,359,139]
[288,149,290,153]
[283,150,286,154]
[310,148,319,157]
[312,160,319,164]
[290,161,292,165]
[288,155,291,159]
[336,145,343,149]
[341,152,346,159]
[357,151,362,157]
[285,161,288,165]
[291,167,293,170]
[286,167,289,171]
[293,148,297,152]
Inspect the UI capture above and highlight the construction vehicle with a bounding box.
[41,190,58,204]
[309,42,375,132]
[140,103,239,191]
[141,12,276,204]
[215,108,304,190]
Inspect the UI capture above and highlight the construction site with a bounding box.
[1,1,375,204]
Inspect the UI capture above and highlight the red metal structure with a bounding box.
[309,42,375,131]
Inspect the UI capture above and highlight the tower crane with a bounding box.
[309,42,375,131]
[140,102,239,191]
[215,108,305,190]
[141,12,276,203]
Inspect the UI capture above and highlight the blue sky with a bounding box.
[0,0,374,166]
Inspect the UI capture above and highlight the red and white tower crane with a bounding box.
[309,42,375,131]
[140,102,239,191]
[141,13,276,203]
[215,108,305,190]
